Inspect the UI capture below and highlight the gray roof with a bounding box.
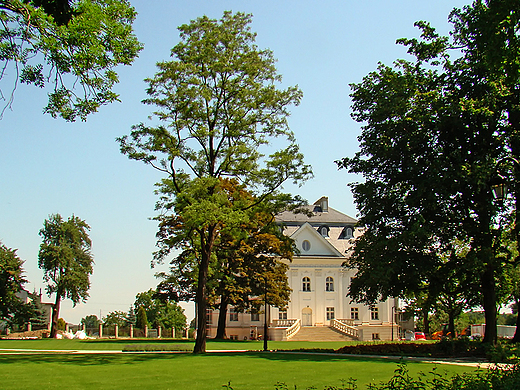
[276,197,357,225]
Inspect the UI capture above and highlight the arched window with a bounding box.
[320,226,329,237]
[325,276,334,292]
[302,240,311,251]
[302,276,311,292]
[346,227,353,238]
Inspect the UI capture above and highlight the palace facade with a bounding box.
[206,197,411,341]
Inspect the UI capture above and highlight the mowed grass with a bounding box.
[0,351,476,390]
[0,338,355,351]
[0,339,478,389]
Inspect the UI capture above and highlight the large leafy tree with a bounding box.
[134,288,186,334]
[118,11,311,353]
[0,0,142,121]
[338,0,520,344]
[38,213,94,338]
[0,242,30,326]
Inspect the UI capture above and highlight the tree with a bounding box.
[102,310,128,327]
[0,0,143,121]
[134,289,186,335]
[135,305,148,329]
[0,242,28,326]
[38,213,94,338]
[337,1,520,344]
[118,11,311,353]
[80,314,100,330]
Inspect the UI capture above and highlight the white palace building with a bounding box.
[206,197,411,341]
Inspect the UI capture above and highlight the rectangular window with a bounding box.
[229,334,238,340]
[350,307,359,320]
[279,309,287,320]
[229,308,238,322]
[372,333,380,340]
[371,306,379,321]
[326,307,335,321]
[251,312,260,322]
[206,309,212,326]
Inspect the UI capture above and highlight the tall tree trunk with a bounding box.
[193,226,216,354]
[50,294,61,338]
[481,264,498,344]
[512,297,520,343]
[215,294,229,340]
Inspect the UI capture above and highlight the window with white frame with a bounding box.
[351,307,359,320]
[325,276,334,292]
[229,307,238,322]
[278,309,287,320]
[302,276,311,292]
[326,307,335,321]
[251,312,260,322]
[302,240,311,251]
[370,306,379,321]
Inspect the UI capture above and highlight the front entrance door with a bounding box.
[302,307,312,326]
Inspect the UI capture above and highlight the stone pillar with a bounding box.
[99,323,103,338]
[144,325,148,338]
[27,322,32,331]
[130,324,133,338]
[158,326,161,338]
[115,324,119,339]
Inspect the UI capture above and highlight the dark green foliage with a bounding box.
[0,0,143,120]
[38,213,94,337]
[81,314,100,329]
[135,306,148,329]
[0,242,27,326]
[118,11,311,353]
[56,317,66,331]
[337,0,520,344]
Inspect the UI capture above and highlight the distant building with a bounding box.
[206,197,412,341]
[15,289,53,331]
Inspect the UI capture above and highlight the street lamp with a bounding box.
[490,157,520,200]
[263,277,268,352]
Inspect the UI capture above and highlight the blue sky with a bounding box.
[0,0,470,324]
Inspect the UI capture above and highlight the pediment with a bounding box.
[289,223,344,257]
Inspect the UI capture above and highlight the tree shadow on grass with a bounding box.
[0,350,404,368]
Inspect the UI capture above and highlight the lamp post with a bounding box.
[263,276,268,352]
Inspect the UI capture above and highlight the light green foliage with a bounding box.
[134,289,186,333]
[102,310,128,327]
[119,11,311,352]
[0,0,142,121]
[38,213,93,337]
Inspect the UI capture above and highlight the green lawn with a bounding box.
[0,339,479,389]
[0,338,355,351]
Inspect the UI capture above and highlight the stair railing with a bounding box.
[330,318,359,339]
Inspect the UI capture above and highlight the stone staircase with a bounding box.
[288,326,356,342]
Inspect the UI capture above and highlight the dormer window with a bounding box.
[339,226,354,239]
[319,225,329,237]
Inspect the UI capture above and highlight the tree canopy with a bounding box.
[0,242,29,326]
[38,213,94,337]
[118,11,311,352]
[0,0,142,121]
[338,0,520,344]
[134,289,186,334]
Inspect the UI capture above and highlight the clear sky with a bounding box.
[0,0,471,324]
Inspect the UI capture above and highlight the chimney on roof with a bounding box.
[315,196,328,212]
